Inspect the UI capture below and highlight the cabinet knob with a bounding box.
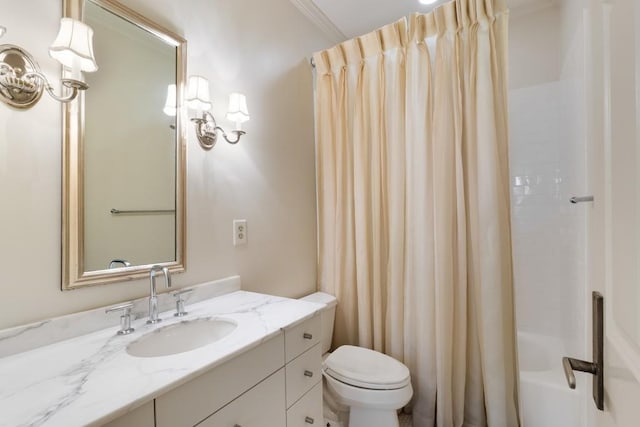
[303,332,313,340]
[305,416,315,424]
[304,370,314,378]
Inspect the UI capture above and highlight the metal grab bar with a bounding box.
[110,208,175,215]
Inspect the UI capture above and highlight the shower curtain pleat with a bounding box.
[313,0,518,425]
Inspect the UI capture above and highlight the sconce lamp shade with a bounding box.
[49,18,98,73]
[163,84,177,116]
[187,75,212,111]
[226,92,249,128]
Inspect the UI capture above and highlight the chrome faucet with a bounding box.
[147,265,172,324]
[108,259,131,269]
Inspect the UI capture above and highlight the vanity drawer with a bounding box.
[286,343,322,408]
[197,369,286,427]
[286,381,323,427]
[155,333,284,427]
[285,315,320,362]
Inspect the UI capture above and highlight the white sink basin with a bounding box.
[127,318,237,358]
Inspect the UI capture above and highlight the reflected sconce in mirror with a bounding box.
[182,75,249,150]
[163,84,177,116]
[163,83,177,130]
[0,18,97,109]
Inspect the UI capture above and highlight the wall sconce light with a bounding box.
[186,75,249,150]
[0,18,98,109]
[226,92,250,131]
[187,75,212,111]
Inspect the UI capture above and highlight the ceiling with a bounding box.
[313,0,440,40]
[291,0,555,43]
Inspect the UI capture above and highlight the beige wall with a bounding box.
[583,0,640,425]
[509,4,562,90]
[0,0,331,329]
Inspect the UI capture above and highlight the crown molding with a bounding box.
[289,0,346,45]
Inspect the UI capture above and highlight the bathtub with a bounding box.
[518,332,583,427]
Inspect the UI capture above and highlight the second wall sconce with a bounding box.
[185,75,249,150]
[0,18,98,109]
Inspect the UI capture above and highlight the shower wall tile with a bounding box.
[509,80,586,356]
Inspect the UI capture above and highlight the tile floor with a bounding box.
[324,413,412,426]
[399,413,413,427]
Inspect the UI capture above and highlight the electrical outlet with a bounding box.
[233,219,247,246]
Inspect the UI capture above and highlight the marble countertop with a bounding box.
[0,290,322,427]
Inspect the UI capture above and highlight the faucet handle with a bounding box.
[173,288,193,298]
[172,289,193,317]
[105,302,135,335]
[163,266,172,289]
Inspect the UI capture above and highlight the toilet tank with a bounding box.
[300,292,337,354]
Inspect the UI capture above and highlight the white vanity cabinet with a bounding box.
[155,334,285,427]
[0,288,328,427]
[150,314,322,427]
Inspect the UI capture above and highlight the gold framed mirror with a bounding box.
[62,0,186,289]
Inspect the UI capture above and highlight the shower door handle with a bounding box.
[562,357,596,389]
[561,292,604,410]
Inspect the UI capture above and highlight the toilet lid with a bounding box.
[323,345,411,390]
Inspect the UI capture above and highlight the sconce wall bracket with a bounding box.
[0,44,90,109]
[191,111,245,150]
[0,44,44,109]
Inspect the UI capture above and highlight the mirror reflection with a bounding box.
[62,0,186,289]
[83,0,176,271]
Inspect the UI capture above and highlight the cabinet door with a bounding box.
[588,0,640,425]
[156,334,284,427]
[197,369,286,427]
[102,401,154,427]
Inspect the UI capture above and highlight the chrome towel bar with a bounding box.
[110,208,175,215]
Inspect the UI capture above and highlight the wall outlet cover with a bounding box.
[233,219,247,246]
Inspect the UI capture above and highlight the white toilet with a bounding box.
[301,292,413,427]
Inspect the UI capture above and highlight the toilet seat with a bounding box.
[323,345,411,390]
[323,372,413,411]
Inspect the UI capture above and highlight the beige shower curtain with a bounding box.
[313,0,518,426]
